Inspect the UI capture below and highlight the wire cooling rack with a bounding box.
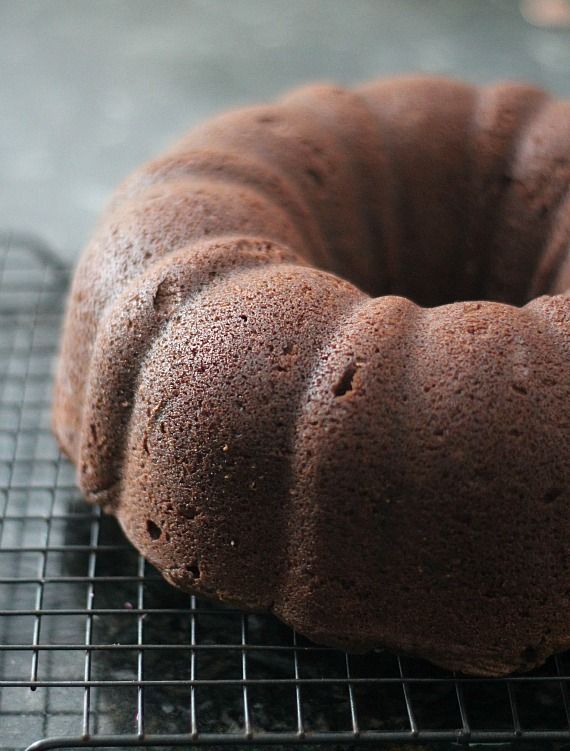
[2,234,570,751]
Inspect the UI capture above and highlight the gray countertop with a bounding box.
[1,0,570,262]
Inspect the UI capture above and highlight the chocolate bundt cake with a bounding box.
[53,76,570,676]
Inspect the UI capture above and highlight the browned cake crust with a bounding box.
[52,76,570,675]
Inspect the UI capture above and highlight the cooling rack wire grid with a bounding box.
[1,232,570,751]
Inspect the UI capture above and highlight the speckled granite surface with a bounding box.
[1,0,570,261]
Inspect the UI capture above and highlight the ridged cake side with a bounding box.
[53,77,570,675]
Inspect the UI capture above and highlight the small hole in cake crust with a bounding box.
[153,278,180,316]
[333,362,357,397]
[185,560,201,579]
[306,167,324,186]
[511,382,528,395]
[522,645,539,663]
[283,342,297,355]
[544,488,562,504]
[146,519,162,540]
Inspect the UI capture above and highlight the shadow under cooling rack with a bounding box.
[2,233,570,750]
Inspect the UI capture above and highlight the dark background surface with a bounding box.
[2,0,570,262]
